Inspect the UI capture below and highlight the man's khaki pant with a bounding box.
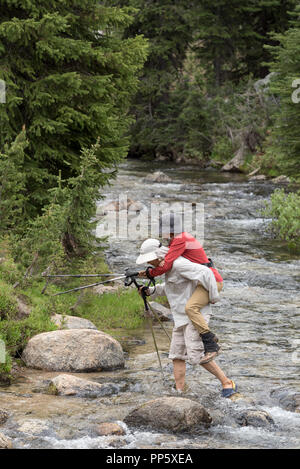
[185,282,223,335]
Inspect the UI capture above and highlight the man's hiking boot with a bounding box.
[199,332,221,365]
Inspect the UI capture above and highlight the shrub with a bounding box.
[262,188,300,250]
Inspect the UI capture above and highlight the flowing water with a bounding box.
[0,160,299,449]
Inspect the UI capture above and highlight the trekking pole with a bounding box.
[134,280,168,384]
[147,315,166,382]
[43,274,123,278]
[146,301,171,343]
[142,290,166,383]
[51,275,126,296]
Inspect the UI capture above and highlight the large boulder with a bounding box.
[124,397,212,433]
[22,329,124,372]
[0,433,12,449]
[48,374,119,397]
[270,388,300,413]
[51,314,97,330]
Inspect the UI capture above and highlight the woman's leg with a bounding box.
[185,282,223,334]
[185,284,210,334]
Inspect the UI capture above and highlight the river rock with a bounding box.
[270,388,300,413]
[143,171,172,183]
[22,329,124,372]
[98,198,143,216]
[18,419,50,435]
[124,397,212,433]
[95,422,125,436]
[0,433,12,449]
[48,374,119,397]
[51,314,97,330]
[0,410,9,426]
[149,301,172,321]
[236,409,274,428]
[272,175,291,184]
[229,393,256,406]
[249,174,267,181]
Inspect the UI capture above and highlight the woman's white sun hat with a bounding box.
[136,239,163,265]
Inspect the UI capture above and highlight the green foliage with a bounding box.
[193,0,297,86]
[12,140,115,270]
[114,0,195,159]
[266,5,300,177]
[0,130,28,232]
[262,188,300,250]
[0,0,148,216]
[0,279,18,320]
[112,0,297,161]
[0,303,57,360]
[75,289,145,331]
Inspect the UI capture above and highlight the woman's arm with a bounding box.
[148,236,186,277]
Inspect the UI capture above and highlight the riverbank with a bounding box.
[0,242,147,384]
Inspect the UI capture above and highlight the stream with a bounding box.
[0,160,299,449]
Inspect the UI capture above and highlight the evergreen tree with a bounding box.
[113,0,196,158]
[0,130,27,233]
[193,0,298,87]
[267,4,300,176]
[0,1,147,216]
[14,139,113,269]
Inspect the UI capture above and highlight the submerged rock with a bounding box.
[22,329,124,372]
[95,422,125,436]
[124,397,212,433]
[0,410,9,426]
[236,409,275,428]
[51,314,97,330]
[229,393,256,406]
[270,388,300,413]
[48,374,119,397]
[0,433,12,449]
[143,171,172,183]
